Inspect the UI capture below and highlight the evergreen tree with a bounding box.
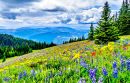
[118,0,130,35]
[94,1,120,44]
[82,35,85,40]
[88,23,94,40]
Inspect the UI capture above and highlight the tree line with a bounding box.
[87,0,130,44]
[63,35,86,44]
[0,34,56,62]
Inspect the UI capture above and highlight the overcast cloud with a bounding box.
[0,0,123,29]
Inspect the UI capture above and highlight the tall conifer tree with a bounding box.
[88,23,94,40]
[94,1,120,44]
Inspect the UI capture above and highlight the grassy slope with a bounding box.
[0,35,130,83]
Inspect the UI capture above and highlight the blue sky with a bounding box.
[0,0,123,29]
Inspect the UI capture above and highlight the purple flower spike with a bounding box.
[127,59,130,71]
[120,59,125,72]
[23,70,27,77]
[102,67,108,76]
[113,61,117,69]
[113,68,118,78]
[19,72,22,80]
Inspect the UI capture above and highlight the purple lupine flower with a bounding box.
[23,70,27,77]
[118,51,120,55]
[45,78,47,83]
[39,70,41,73]
[19,72,22,80]
[120,59,125,72]
[3,77,10,82]
[123,42,128,46]
[104,57,106,60]
[125,56,127,59]
[98,76,103,83]
[113,68,118,78]
[92,76,96,83]
[80,60,88,68]
[89,67,96,82]
[120,55,123,59]
[91,59,93,65]
[77,77,86,83]
[59,72,63,76]
[51,73,53,77]
[127,59,130,71]
[31,69,37,78]
[95,66,98,75]
[60,62,61,64]
[113,61,117,69]
[115,54,117,58]
[102,67,108,76]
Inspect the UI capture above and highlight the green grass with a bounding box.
[0,36,130,83]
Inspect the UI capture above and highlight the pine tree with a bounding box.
[94,1,120,44]
[118,0,130,35]
[82,35,85,40]
[88,23,94,40]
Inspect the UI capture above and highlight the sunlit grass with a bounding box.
[0,36,130,83]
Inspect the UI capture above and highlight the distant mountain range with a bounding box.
[0,27,89,44]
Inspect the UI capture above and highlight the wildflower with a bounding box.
[89,67,96,82]
[120,55,123,59]
[98,76,103,83]
[113,68,118,78]
[125,56,127,59]
[51,73,53,77]
[80,60,88,68]
[3,77,10,82]
[77,77,86,83]
[113,61,117,68]
[127,59,130,71]
[92,76,96,83]
[120,59,125,72]
[91,59,93,65]
[23,70,27,77]
[31,69,37,78]
[39,70,41,73]
[19,72,22,80]
[102,67,108,76]
[115,54,117,58]
[45,78,47,83]
[123,42,128,46]
[95,66,98,75]
[103,57,106,60]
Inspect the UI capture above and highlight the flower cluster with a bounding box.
[113,61,117,69]
[19,70,28,80]
[113,68,118,78]
[120,59,125,72]
[127,59,130,71]
[3,77,11,82]
[89,67,96,83]
[80,60,88,68]
[102,67,108,76]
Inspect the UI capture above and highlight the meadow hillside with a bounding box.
[0,35,130,83]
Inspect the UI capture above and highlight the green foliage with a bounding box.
[0,34,57,59]
[94,1,120,44]
[117,0,130,35]
[88,23,94,41]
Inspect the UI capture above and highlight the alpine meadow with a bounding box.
[0,0,130,83]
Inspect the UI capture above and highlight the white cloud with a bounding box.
[10,8,28,13]
[0,1,6,11]
[0,0,123,29]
